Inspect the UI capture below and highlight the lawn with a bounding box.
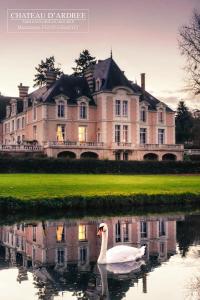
[0,174,199,200]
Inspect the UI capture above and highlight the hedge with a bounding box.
[0,157,200,174]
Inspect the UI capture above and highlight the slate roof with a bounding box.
[93,57,174,112]
[28,75,96,106]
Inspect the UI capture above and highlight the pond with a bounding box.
[0,212,200,300]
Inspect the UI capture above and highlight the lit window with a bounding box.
[140,128,147,144]
[56,225,65,242]
[115,100,121,116]
[122,125,128,143]
[79,225,87,240]
[57,125,65,142]
[115,125,121,143]
[158,129,165,144]
[140,221,148,238]
[58,101,65,118]
[78,126,87,142]
[80,102,87,119]
[122,101,128,116]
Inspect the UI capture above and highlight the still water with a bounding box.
[0,213,200,300]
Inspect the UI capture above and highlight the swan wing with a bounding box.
[106,245,142,264]
[106,260,145,274]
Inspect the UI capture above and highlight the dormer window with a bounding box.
[158,108,164,123]
[6,105,11,118]
[57,100,65,118]
[96,79,101,91]
[23,98,28,111]
[140,106,147,122]
[80,102,87,119]
[11,101,17,116]
[33,101,37,121]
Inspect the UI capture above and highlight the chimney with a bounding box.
[46,71,57,89]
[141,73,145,92]
[18,83,29,98]
[84,66,94,92]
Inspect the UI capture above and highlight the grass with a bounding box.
[0,174,199,200]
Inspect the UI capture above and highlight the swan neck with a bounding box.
[98,230,108,264]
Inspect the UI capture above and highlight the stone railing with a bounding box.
[137,144,184,150]
[112,142,132,148]
[44,141,104,148]
[184,149,200,155]
[0,144,43,152]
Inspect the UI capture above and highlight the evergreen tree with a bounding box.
[72,49,96,76]
[175,101,193,144]
[33,56,63,87]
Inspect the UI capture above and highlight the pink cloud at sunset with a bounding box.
[0,0,200,109]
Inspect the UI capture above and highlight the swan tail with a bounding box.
[139,246,146,257]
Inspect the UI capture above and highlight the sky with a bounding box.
[0,0,200,110]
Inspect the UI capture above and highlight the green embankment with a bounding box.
[0,174,199,211]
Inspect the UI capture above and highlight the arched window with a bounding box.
[57,101,65,118]
[96,79,101,91]
[80,102,87,119]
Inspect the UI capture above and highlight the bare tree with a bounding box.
[179,10,200,95]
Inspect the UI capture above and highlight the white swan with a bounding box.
[97,223,146,264]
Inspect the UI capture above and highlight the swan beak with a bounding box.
[97,229,102,237]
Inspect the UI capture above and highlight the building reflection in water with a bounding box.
[0,215,184,299]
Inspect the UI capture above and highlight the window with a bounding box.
[56,225,65,242]
[58,101,65,118]
[140,221,148,238]
[22,117,25,129]
[159,220,166,236]
[33,226,37,242]
[115,222,121,242]
[80,102,87,119]
[78,225,87,241]
[97,130,101,143]
[11,103,16,116]
[140,107,146,122]
[57,248,65,264]
[122,223,129,242]
[115,100,121,116]
[160,242,165,255]
[158,109,164,123]
[158,129,165,144]
[33,103,37,120]
[122,125,128,143]
[17,118,20,130]
[123,152,129,161]
[12,120,14,131]
[122,101,128,116]
[80,246,87,265]
[33,125,37,140]
[140,128,147,144]
[6,106,10,118]
[115,151,121,161]
[115,125,121,143]
[78,126,87,142]
[57,125,65,142]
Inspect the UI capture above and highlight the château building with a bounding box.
[0,56,184,160]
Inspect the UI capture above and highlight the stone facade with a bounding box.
[0,57,184,160]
